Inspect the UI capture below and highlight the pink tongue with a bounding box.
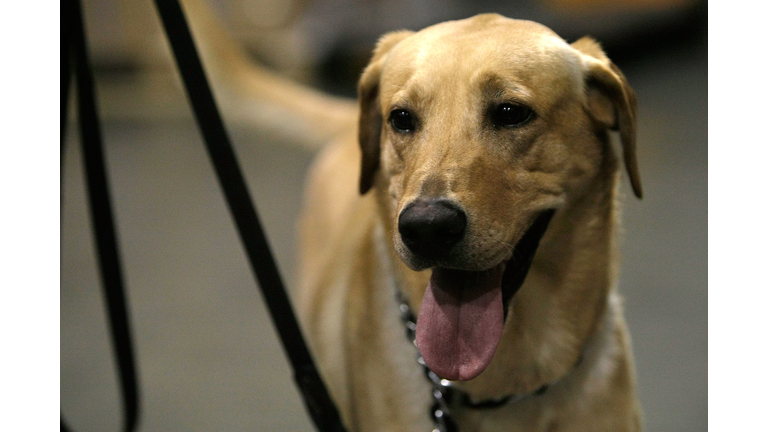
[415,265,504,381]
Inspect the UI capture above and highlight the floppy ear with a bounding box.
[358,30,413,195]
[572,37,643,199]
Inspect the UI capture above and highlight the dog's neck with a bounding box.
[380,154,623,400]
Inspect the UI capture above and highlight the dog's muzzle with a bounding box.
[411,208,556,382]
[398,198,467,261]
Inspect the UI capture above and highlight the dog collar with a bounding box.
[396,290,582,432]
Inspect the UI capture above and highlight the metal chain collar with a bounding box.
[396,290,460,432]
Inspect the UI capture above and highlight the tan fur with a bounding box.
[183,3,643,429]
[298,15,643,431]
[180,0,357,148]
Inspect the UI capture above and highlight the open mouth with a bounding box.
[415,209,555,381]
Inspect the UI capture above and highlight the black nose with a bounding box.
[398,198,467,259]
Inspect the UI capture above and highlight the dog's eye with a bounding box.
[390,109,415,133]
[491,103,534,128]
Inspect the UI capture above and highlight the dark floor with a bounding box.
[61,25,707,432]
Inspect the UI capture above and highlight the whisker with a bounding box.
[494,237,515,255]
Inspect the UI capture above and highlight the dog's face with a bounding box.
[357,14,640,381]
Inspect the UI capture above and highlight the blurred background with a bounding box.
[61,0,707,430]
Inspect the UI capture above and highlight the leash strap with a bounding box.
[61,0,140,431]
[61,0,346,430]
[152,1,347,431]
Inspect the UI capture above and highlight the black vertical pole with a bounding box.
[61,4,72,430]
[62,0,140,430]
[151,1,346,431]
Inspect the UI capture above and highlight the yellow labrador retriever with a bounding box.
[178,2,642,429]
[296,14,643,432]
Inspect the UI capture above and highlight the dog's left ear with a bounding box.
[572,37,643,199]
[358,30,414,195]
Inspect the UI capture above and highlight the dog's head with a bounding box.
[357,14,641,381]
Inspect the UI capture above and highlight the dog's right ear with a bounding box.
[358,30,413,195]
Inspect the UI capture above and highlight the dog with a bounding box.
[295,14,644,432]
[180,3,643,430]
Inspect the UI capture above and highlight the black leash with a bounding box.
[153,1,347,431]
[61,0,140,431]
[61,0,348,431]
